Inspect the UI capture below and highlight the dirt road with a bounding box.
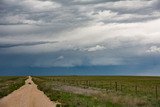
[0,76,58,107]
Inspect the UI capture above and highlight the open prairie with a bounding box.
[0,76,160,107]
[32,76,160,107]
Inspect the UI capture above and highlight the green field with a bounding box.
[0,76,160,107]
[32,76,160,107]
[0,76,26,98]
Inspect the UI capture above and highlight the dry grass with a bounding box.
[33,76,160,107]
[42,79,151,107]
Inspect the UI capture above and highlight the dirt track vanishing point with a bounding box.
[0,76,58,107]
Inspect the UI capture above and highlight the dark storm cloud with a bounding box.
[52,0,108,5]
[0,0,159,26]
[0,0,90,27]
[0,41,57,48]
[0,50,91,67]
[56,0,119,5]
[89,0,160,24]
[0,0,160,76]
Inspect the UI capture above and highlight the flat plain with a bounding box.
[32,76,160,107]
[0,76,160,107]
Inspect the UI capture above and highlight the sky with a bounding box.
[0,0,160,76]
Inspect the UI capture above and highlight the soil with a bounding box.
[0,76,58,107]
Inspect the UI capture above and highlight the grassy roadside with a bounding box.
[36,76,160,104]
[32,76,157,107]
[0,76,26,98]
[33,77,122,107]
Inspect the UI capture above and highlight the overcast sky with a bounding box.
[0,0,160,75]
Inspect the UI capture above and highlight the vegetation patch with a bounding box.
[0,76,26,98]
[32,76,160,107]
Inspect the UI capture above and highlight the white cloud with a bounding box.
[6,0,61,11]
[57,56,64,60]
[90,10,118,21]
[146,46,160,53]
[87,45,105,52]
[1,18,160,54]
[94,0,149,11]
[23,0,61,11]
[2,15,44,25]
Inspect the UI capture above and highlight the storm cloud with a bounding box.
[0,0,160,75]
[0,41,57,48]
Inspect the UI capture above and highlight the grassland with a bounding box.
[0,76,159,106]
[0,76,26,98]
[32,76,160,107]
